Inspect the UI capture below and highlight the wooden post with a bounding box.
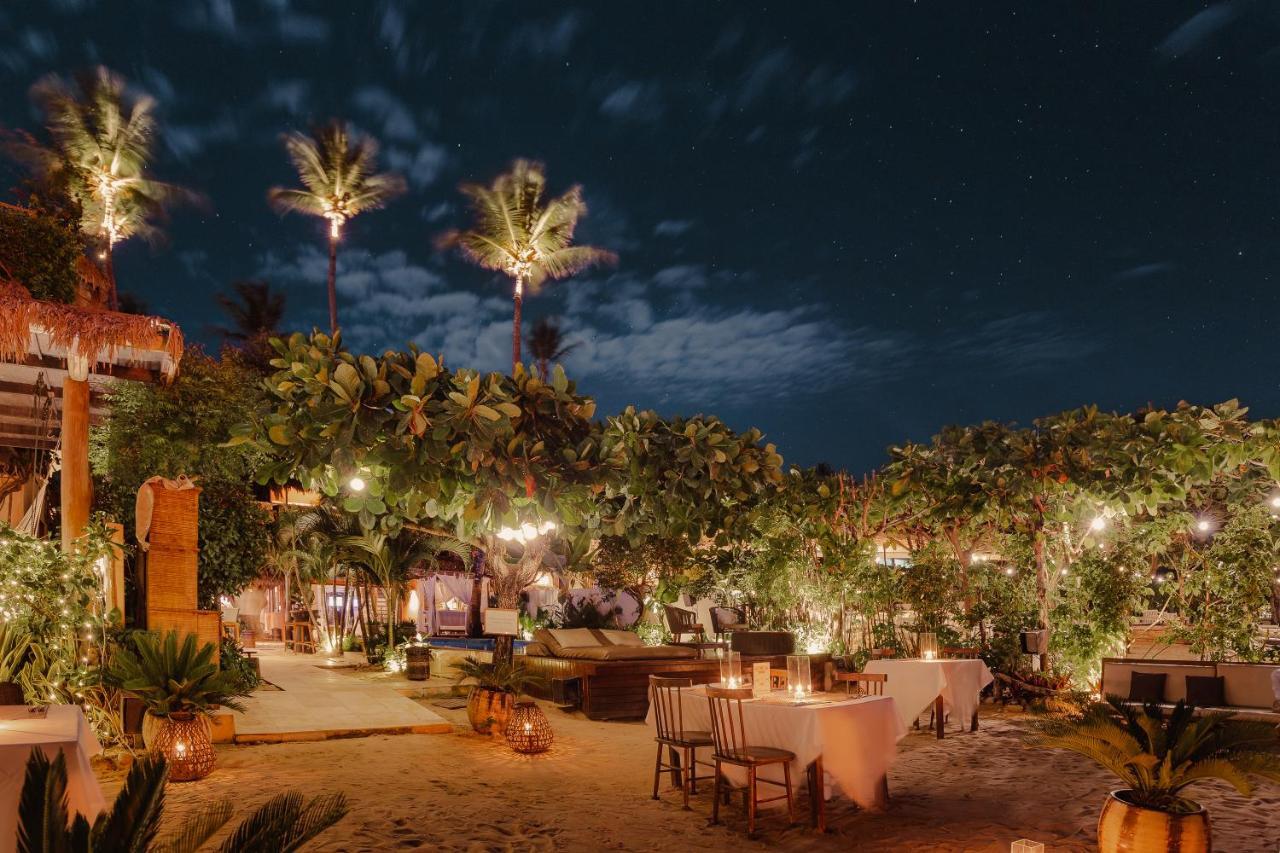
[106,521,126,617]
[60,352,91,553]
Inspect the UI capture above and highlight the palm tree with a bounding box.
[213,280,286,343]
[440,159,616,372]
[341,529,438,657]
[25,67,198,309]
[526,316,579,381]
[268,122,405,336]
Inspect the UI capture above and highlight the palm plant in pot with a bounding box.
[452,656,543,739]
[1035,697,1280,852]
[106,630,250,778]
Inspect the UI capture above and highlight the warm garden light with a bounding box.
[497,520,556,544]
[1197,519,1212,533]
[348,475,366,492]
[1089,516,1106,532]
[1270,496,1280,508]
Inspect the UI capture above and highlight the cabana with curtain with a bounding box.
[415,573,482,636]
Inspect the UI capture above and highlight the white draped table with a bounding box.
[864,658,994,739]
[645,687,906,830]
[0,706,106,852]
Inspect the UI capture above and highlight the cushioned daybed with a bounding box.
[1101,658,1280,724]
[521,628,779,721]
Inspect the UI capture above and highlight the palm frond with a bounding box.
[17,750,71,853]
[88,754,168,853]
[213,791,348,853]
[150,799,234,853]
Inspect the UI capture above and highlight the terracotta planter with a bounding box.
[1098,790,1210,853]
[141,711,164,749]
[466,687,515,737]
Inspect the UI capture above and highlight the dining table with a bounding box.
[0,705,106,852]
[644,686,907,831]
[863,658,994,738]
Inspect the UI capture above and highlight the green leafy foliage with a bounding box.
[451,655,543,694]
[0,204,81,302]
[91,349,270,608]
[106,630,251,716]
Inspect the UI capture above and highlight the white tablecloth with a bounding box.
[864,659,994,731]
[645,688,906,809]
[0,706,105,851]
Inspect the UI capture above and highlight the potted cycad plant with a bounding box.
[452,656,543,738]
[106,630,250,775]
[1035,697,1280,852]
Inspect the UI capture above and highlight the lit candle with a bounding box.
[175,741,187,758]
[524,722,532,733]
[923,650,936,661]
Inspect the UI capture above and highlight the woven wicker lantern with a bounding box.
[504,701,553,754]
[151,712,215,781]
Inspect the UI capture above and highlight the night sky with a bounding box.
[2,2,1278,472]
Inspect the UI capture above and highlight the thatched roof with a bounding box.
[0,278,183,377]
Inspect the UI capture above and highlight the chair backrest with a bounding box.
[869,647,895,660]
[710,606,744,633]
[769,668,788,690]
[837,672,887,697]
[943,646,980,659]
[649,675,694,741]
[705,686,755,756]
[664,604,698,633]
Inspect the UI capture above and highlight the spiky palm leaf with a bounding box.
[1034,696,1280,813]
[213,791,348,853]
[527,316,579,380]
[89,755,168,853]
[440,159,615,369]
[212,280,286,343]
[151,799,235,853]
[105,630,249,716]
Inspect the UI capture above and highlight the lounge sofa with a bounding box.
[1100,657,1280,724]
[521,628,780,720]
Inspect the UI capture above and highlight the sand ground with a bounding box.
[96,701,1278,852]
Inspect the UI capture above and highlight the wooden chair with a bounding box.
[868,647,896,660]
[709,606,749,641]
[768,669,789,690]
[943,646,981,659]
[705,686,796,836]
[663,604,705,643]
[649,676,714,809]
[287,620,315,654]
[834,671,887,697]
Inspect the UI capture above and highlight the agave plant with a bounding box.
[106,630,250,716]
[267,122,405,335]
[439,159,615,371]
[452,655,544,695]
[19,750,346,853]
[1034,696,1280,814]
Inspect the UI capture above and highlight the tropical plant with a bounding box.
[526,316,578,381]
[18,750,347,853]
[0,203,81,303]
[90,349,271,609]
[219,638,260,694]
[106,631,251,717]
[268,122,405,334]
[440,159,615,370]
[212,280,286,371]
[341,528,437,658]
[1034,697,1280,814]
[0,622,31,682]
[21,67,198,307]
[451,655,543,695]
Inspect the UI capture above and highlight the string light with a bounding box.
[348,476,366,492]
[1089,516,1106,532]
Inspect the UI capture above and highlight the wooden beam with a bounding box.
[61,377,90,552]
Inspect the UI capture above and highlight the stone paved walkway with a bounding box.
[232,644,450,742]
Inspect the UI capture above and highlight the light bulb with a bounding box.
[1197,519,1211,533]
[1271,496,1280,508]
[1089,516,1106,532]
[348,476,366,492]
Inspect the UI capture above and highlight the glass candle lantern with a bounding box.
[1011,841,1044,853]
[719,651,742,688]
[785,655,812,699]
[917,631,938,661]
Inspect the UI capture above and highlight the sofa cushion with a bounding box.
[1217,662,1280,710]
[1128,671,1167,703]
[552,644,698,661]
[548,628,601,649]
[1185,675,1225,708]
[595,629,645,647]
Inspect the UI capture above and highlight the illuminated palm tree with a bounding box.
[527,316,579,381]
[268,123,405,336]
[440,159,615,372]
[25,67,198,309]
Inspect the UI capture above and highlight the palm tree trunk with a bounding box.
[511,274,524,371]
[327,233,339,336]
[104,244,117,311]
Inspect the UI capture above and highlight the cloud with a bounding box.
[260,79,310,116]
[652,265,708,290]
[277,10,329,43]
[353,86,417,141]
[506,11,583,58]
[737,48,793,109]
[941,311,1101,373]
[1113,262,1175,281]
[599,81,665,123]
[1157,3,1238,58]
[385,142,449,190]
[165,115,237,159]
[654,219,695,237]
